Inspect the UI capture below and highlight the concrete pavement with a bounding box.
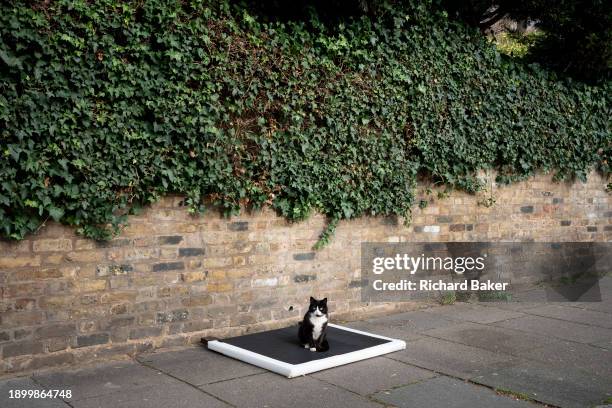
[2,281,611,408]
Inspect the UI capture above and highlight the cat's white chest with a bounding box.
[309,315,328,340]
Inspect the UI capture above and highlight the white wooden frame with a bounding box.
[207,323,407,378]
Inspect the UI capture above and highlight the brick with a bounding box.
[182,320,213,333]
[13,329,31,340]
[179,247,205,257]
[75,333,109,348]
[1,311,44,327]
[226,269,251,279]
[182,294,213,307]
[35,324,75,339]
[109,316,135,328]
[293,252,315,261]
[587,226,598,232]
[156,309,189,324]
[39,295,74,309]
[205,257,233,268]
[152,261,184,272]
[294,274,317,283]
[181,271,208,282]
[47,337,69,352]
[66,251,104,263]
[9,268,63,282]
[349,279,369,288]
[228,221,249,231]
[159,235,183,245]
[423,225,440,233]
[129,326,162,339]
[75,239,95,250]
[100,291,137,303]
[96,264,133,277]
[0,331,10,342]
[560,220,572,226]
[0,256,41,268]
[15,298,36,311]
[96,238,132,248]
[253,278,278,287]
[207,282,233,292]
[208,270,226,279]
[33,239,72,252]
[603,225,612,231]
[157,286,189,298]
[110,304,129,315]
[552,198,564,204]
[77,280,107,292]
[2,340,44,358]
[520,206,534,213]
[436,216,453,223]
[449,224,466,232]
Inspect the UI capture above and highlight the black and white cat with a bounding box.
[298,297,329,352]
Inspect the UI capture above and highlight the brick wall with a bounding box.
[1,172,610,374]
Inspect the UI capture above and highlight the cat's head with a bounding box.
[308,296,328,317]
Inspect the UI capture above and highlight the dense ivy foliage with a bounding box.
[0,0,610,242]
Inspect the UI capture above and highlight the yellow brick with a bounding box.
[33,239,72,252]
[0,256,41,268]
[207,282,233,292]
[181,271,207,283]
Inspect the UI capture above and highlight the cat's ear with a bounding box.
[310,296,316,304]
[321,298,327,304]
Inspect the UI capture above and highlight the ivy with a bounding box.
[0,0,610,245]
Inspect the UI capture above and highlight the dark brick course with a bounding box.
[3,341,44,358]
[152,262,185,272]
[158,235,183,245]
[76,333,109,348]
[228,222,249,231]
[294,274,317,283]
[293,252,315,261]
[179,247,205,257]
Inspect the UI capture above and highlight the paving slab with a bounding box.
[0,377,69,408]
[516,340,612,378]
[524,304,612,328]
[495,315,612,343]
[472,360,612,408]
[592,338,612,349]
[33,360,173,401]
[387,337,517,379]
[345,309,461,341]
[312,356,435,395]
[569,299,612,314]
[344,320,425,341]
[478,301,548,312]
[137,347,263,386]
[423,303,526,324]
[423,321,559,355]
[70,380,230,408]
[372,376,537,408]
[372,310,459,331]
[201,372,381,408]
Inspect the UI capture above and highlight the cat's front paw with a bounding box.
[303,345,309,349]
[309,347,316,352]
